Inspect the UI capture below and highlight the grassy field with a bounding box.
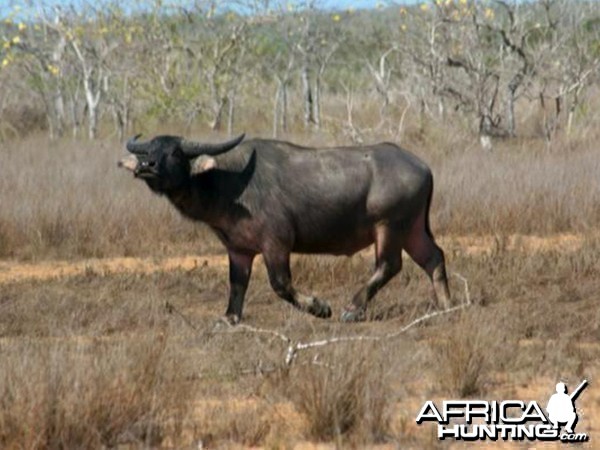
[0,130,599,448]
[1,238,599,448]
[0,128,599,260]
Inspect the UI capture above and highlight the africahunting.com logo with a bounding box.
[416,380,589,443]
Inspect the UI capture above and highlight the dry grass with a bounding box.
[0,334,190,449]
[0,238,599,447]
[430,141,600,235]
[192,400,272,448]
[0,119,599,447]
[0,125,599,260]
[0,136,217,260]
[431,309,514,398]
[278,344,393,444]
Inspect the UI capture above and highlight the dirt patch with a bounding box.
[0,254,229,285]
[446,232,587,255]
[0,233,589,286]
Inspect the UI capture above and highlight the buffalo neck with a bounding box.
[166,170,251,228]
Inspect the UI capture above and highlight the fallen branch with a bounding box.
[284,303,469,364]
[225,323,292,344]
[284,271,471,364]
[165,272,471,368]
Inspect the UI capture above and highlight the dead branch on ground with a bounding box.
[166,272,471,368]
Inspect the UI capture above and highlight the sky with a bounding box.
[0,0,413,20]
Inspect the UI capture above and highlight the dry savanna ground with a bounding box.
[0,130,599,449]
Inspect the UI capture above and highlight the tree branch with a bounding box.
[165,272,472,368]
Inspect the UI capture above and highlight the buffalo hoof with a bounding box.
[307,298,332,319]
[213,314,240,330]
[340,305,366,323]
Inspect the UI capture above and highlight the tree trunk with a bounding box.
[88,105,97,140]
[506,72,524,138]
[273,81,281,138]
[82,74,101,140]
[313,74,321,129]
[273,79,289,138]
[506,89,517,138]
[211,100,224,131]
[71,41,102,140]
[566,108,574,136]
[52,88,65,138]
[227,91,235,137]
[479,116,493,151]
[50,34,66,138]
[114,76,130,141]
[437,98,444,119]
[301,64,314,128]
[119,101,129,142]
[43,95,56,141]
[566,86,583,137]
[281,82,288,133]
[69,83,82,139]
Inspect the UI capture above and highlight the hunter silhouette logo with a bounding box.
[416,379,589,442]
[547,380,587,435]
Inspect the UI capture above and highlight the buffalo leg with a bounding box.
[404,211,451,309]
[224,251,255,324]
[263,251,332,319]
[341,225,403,322]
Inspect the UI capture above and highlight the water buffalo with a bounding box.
[119,134,451,324]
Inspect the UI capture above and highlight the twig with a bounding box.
[284,305,468,364]
[164,272,472,368]
[452,272,471,305]
[222,323,292,344]
[284,271,471,365]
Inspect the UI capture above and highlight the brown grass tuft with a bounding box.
[430,309,514,398]
[193,400,272,447]
[280,344,393,444]
[0,333,190,449]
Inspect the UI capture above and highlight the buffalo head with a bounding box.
[118,133,245,192]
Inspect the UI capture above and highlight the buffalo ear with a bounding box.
[190,155,217,175]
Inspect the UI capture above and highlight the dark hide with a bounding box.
[119,136,451,323]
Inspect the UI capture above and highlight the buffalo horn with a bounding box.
[126,134,148,155]
[181,133,245,157]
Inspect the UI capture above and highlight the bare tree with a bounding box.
[2,0,600,145]
[293,4,341,130]
[173,3,250,132]
[535,0,600,141]
[402,0,542,148]
[8,6,69,139]
[272,51,295,137]
[53,4,123,139]
[366,46,397,126]
[69,40,106,140]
